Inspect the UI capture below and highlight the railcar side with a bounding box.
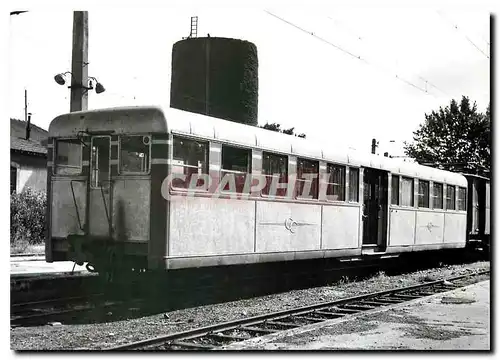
[45,106,469,274]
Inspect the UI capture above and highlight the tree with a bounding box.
[260,123,306,138]
[404,96,490,175]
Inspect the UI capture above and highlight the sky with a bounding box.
[6,2,492,158]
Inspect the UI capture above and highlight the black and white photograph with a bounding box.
[6,0,491,352]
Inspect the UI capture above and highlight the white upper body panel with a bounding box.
[48,105,467,187]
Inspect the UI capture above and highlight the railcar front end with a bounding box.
[46,107,169,273]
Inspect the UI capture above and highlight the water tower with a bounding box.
[170,17,258,126]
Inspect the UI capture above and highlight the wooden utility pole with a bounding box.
[24,89,27,123]
[70,11,89,112]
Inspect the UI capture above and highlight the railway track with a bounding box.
[106,269,490,351]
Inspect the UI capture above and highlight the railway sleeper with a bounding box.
[209,333,251,342]
[329,307,360,314]
[340,304,378,311]
[169,341,215,350]
[361,299,401,306]
[373,296,406,303]
[388,294,422,300]
[265,320,301,329]
[239,326,278,334]
[410,291,439,296]
[292,315,326,323]
[313,310,347,318]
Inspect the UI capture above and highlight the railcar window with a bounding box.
[446,185,456,210]
[326,164,345,201]
[119,135,150,174]
[457,187,467,211]
[401,177,414,207]
[54,139,82,175]
[432,183,444,209]
[348,167,359,202]
[391,175,399,205]
[221,145,251,193]
[296,158,319,199]
[90,137,110,188]
[172,137,209,189]
[262,152,288,197]
[418,180,430,208]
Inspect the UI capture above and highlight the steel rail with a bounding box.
[10,295,147,326]
[11,294,102,312]
[106,269,489,351]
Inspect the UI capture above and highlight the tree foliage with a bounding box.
[11,187,47,246]
[404,96,490,175]
[260,123,306,138]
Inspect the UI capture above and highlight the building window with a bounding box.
[457,187,467,211]
[446,185,456,210]
[401,177,414,207]
[54,138,82,175]
[262,152,288,197]
[221,145,251,193]
[119,135,150,174]
[391,175,399,205]
[296,158,319,199]
[418,180,430,208]
[348,167,359,202]
[432,183,443,209]
[10,166,17,193]
[172,136,209,189]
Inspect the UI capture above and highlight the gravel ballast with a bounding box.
[11,260,489,350]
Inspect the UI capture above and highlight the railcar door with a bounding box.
[484,181,490,236]
[362,168,388,250]
[470,178,479,235]
[87,136,112,237]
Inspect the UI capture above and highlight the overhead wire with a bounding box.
[264,10,361,61]
[436,10,490,60]
[325,13,450,97]
[265,10,434,97]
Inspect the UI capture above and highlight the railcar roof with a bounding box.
[49,106,467,186]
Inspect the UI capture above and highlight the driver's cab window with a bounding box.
[119,135,151,174]
[91,136,110,188]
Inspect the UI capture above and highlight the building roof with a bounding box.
[10,118,48,156]
[10,118,48,143]
[11,136,47,156]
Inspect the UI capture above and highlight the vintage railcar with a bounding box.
[46,106,469,274]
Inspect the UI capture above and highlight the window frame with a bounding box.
[432,182,444,210]
[170,135,210,191]
[53,137,83,176]
[446,184,456,211]
[401,177,414,207]
[295,157,319,200]
[325,163,346,202]
[220,144,252,194]
[90,135,112,189]
[118,134,152,175]
[417,179,430,208]
[457,186,467,211]
[391,174,400,205]
[261,151,289,198]
[348,167,359,203]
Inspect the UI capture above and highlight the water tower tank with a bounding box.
[170,37,258,126]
